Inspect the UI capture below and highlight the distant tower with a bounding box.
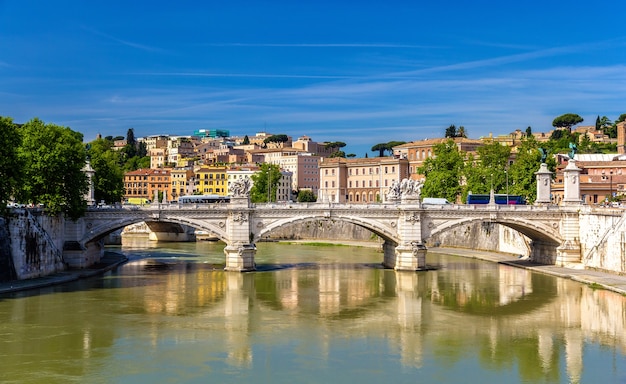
[617,122,626,155]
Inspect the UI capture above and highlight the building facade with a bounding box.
[318,157,409,203]
[123,168,171,203]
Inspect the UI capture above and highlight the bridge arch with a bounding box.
[253,214,400,245]
[81,216,229,246]
[427,216,563,245]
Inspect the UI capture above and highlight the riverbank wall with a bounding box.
[579,208,626,274]
[0,209,66,282]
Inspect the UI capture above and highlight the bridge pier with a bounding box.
[383,240,427,271]
[224,244,256,271]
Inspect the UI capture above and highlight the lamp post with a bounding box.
[505,170,509,205]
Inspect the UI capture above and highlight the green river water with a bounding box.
[1,240,625,383]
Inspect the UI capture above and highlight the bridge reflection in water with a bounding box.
[1,242,625,383]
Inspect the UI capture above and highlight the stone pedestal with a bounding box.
[535,163,552,205]
[562,160,582,205]
[224,244,256,271]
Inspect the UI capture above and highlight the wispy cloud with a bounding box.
[82,26,170,54]
[129,72,359,79]
[199,42,436,49]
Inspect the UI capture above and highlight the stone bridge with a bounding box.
[63,197,592,272]
[61,161,624,272]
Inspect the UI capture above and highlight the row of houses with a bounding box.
[120,123,626,205]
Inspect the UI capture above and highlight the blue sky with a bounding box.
[2,1,626,157]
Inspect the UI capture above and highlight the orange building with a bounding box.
[123,168,171,203]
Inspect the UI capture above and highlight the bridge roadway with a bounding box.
[62,196,597,272]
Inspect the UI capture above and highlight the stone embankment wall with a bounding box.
[265,220,381,243]
[425,222,530,256]
[266,219,530,255]
[1,209,66,281]
[579,208,626,274]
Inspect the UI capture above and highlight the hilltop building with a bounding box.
[318,156,409,203]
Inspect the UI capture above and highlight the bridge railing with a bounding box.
[86,201,579,213]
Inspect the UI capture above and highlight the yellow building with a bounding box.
[195,166,228,196]
[170,168,195,201]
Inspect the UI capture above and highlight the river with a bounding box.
[1,240,625,383]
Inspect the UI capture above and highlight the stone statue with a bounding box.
[386,180,401,200]
[412,179,424,198]
[539,147,547,164]
[386,178,425,201]
[229,177,252,197]
[568,142,577,160]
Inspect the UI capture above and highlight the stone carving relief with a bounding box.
[229,177,252,197]
[386,178,424,201]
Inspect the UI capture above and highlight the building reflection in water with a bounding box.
[3,252,626,383]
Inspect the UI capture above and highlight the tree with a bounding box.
[525,126,532,137]
[325,141,346,150]
[328,151,346,158]
[458,126,467,138]
[137,141,147,157]
[552,113,583,132]
[0,116,23,213]
[445,124,457,138]
[123,155,150,171]
[263,134,289,144]
[371,141,406,157]
[325,141,347,158]
[87,138,125,204]
[371,143,389,157]
[507,135,556,204]
[17,118,88,220]
[242,135,250,145]
[463,142,511,198]
[250,163,282,203]
[417,140,465,203]
[296,190,317,202]
[121,128,138,159]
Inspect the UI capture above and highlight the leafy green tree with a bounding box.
[507,135,556,204]
[552,113,583,132]
[137,141,147,157]
[0,117,23,212]
[325,141,347,158]
[325,141,346,150]
[545,129,577,155]
[525,126,532,137]
[263,134,289,144]
[242,135,250,145]
[328,151,346,158]
[121,128,138,159]
[87,138,125,204]
[123,155,150,171]
[17,118,88,220]
[371,143,389,157]
[371,141,406,157]
[463,142,511,198]
[250,163,282,203]
[417,140,465,203]
[458,126,467,138]
[445,124,457,138]
[296,190,317,202]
